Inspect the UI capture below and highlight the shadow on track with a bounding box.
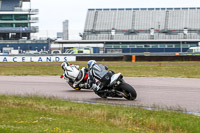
[90,98,129,102]
[63,90,93,93]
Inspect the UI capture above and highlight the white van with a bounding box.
[64,48,93,54]
[187,47,200,53]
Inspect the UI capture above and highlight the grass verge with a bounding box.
[0,95,200,133]
[0,62,200,78]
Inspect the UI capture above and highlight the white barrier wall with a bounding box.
[0,56,76,62]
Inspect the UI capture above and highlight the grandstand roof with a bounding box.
[88,7,200,11]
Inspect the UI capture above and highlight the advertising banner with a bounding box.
[0,56,76,62]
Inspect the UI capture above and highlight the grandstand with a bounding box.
[83,8,200,40]
[53,7,200,54]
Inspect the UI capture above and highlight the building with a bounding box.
[54,39,199,54]
[0,0,38,40]
[62,20,68,40]
[0,0,50,54]
[0,40,49,54]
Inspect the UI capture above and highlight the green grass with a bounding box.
[0,95,200,133]
[0,66,61,76]
[0,62,200,78]
[110,65,200,78]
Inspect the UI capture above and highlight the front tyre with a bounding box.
[119,83,137,100]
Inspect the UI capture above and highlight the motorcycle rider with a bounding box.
[61,62,88,89]
[87,60,113,92]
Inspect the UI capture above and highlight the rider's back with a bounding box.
[91,64,108,80]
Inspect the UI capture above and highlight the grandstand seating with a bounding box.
[83,8,200,40]
[0,0,19,11]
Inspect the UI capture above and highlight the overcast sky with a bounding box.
[23,0,200,40]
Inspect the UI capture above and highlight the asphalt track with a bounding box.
[0,76,200,112]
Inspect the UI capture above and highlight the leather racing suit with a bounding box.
[88,63,112,92]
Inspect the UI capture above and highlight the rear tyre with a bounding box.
[119,83,137,100]
[96,92,107,99]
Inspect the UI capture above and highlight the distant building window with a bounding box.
[113,45,120,48]
[0,15,13,20]
[144,45,150,48]
[159,44,166,48]
[105,45,112,48]
[182,44,189,48]
[15,23,28,27]
[96,9,102,11]
[175,44,181,48]
[167,8,173,10]
[0,23,13,27]
[152,45,158,48]
[129,45,136,48]
[121,45,128,48]
[136,45,143,48]
[190,44,197,47]
[14,15,28,20]
[167,44,174,48]
[107,49,122,54]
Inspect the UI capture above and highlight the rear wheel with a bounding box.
[96,91,107,98]
[119,82,137,100]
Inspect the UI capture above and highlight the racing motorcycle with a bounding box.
[94,72,137,100]
[60,62,89,90]
[61,62,137,100]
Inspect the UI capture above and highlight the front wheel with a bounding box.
[119,82,137,100]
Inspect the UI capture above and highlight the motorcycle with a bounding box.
[61,62,137,100]
[95,72,137,100]
[60,62,89,90]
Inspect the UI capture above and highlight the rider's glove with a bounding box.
[91,84,97,90]
[91,84,100,92]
